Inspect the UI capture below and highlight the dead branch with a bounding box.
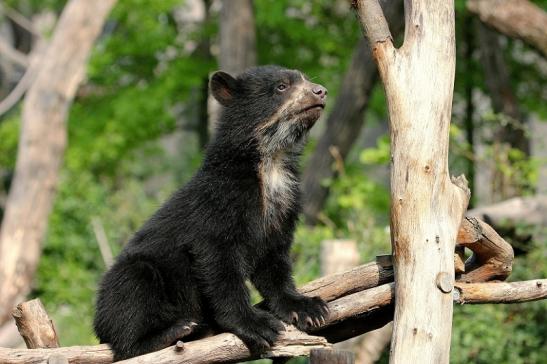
[467,0,547,57]
[454,279,547,304]
[91,217,114,268]
[352,0,392,44]
[0,37,29,68]
[0,41,44,118]
[299,261,393,301]
[12,299,59,349]
[0,344,113,364]
[0,5,41,37]
[457,216,514,282]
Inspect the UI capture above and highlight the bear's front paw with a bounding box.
[230,310,285,354]
[270,294,329,332]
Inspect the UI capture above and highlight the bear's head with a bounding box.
[210,65,327,154]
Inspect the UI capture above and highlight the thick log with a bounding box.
[353,1,469,363]
[0,345,113,364]
[467,0,547,57]
[454,280,547,304]
[12,299,59,349]
[0,0,117,326]
[0,328,329,364]
[116,325,330,364]
[299,261,393,301]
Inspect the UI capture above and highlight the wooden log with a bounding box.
[454,280,547,304]
[319,284,394,328]
[0,344,113,364]
[116,325,329,364]
[310,349,355,364]
[457,217,514,282]
[3,277,547,363]
[299,261,393,302]
[46,354,68,364]
[318,305,394,344]
[12,299,59,349]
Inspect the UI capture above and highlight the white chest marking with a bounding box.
[260,153,298,229]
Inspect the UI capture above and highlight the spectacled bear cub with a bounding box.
[94,65,329,361]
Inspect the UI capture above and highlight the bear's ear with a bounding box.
[210,71,238,106]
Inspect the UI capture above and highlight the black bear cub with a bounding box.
[94,65,329,361]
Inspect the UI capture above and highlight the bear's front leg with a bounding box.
[195,247,284,353]
[251,247,329,332]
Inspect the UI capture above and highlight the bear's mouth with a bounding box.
[300,103,325,114]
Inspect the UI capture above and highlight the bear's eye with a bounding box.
[277,83,288,92]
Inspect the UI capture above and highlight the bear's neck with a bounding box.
[258,150,300,230]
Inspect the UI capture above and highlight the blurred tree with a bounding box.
[208,0,257,135]
[301,0,404,224]
[475,21,530,202]
[0,0,117,326]
[468,0,547,58]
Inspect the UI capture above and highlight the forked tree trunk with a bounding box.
[352,1,470,363]
[0,0,117,325]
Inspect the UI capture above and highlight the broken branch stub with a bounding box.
[12,299,59,349]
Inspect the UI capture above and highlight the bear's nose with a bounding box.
[312,85,328,99]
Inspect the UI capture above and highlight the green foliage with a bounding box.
[0,115,19,168]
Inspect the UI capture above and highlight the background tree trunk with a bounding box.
[302,0,404,224]
[467,0,547,58]
[353,0,470,362]
[207,0,256,135]
[474,21,529,203]
[0,0,117,326]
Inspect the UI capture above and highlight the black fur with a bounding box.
[94,65,329,361]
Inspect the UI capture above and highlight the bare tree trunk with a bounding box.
[476,21,529,202]
[302,0,404,224]
[467,0,547,58]
[208,0,256,134]
[0,0,117,325]
[352,0,470,362]
[462,14,476,205]
[354,323,392,364]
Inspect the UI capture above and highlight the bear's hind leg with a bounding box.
[114,320,198,361]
